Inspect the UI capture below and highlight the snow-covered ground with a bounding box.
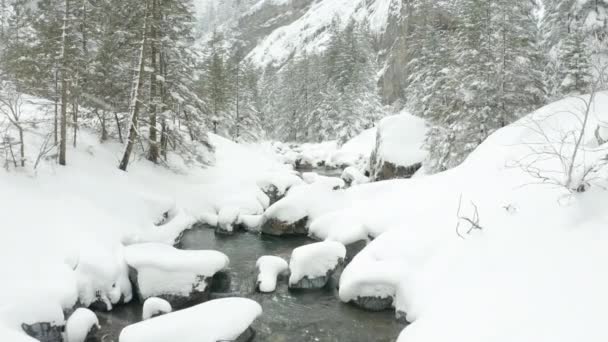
[273,93,608,341]
[0,97,298,340]
[4,92,608,342]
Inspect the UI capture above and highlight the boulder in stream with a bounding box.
[142,298,172,320]
[288,241,346,290]
[124,243,229,310]
[256,256,289,293]
[21,322,64,342]
[118,298,261,342]
[368,113,428,181]
[350,295,394,312]
[65,308,100,342]
[261,216,308,236]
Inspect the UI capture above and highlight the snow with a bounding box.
[119,298,262,342]
[309,93,608,341]
[256,256,289,292]
[65,308,100,342]
[142,298,172,320]
[289,241,346,285]
[341,166,370,186]
[272,126,377,170]
[124,243,229,298]
[262,181,346,225]
[301,172,345,188]
[0,95,296,341]
[247,0,393,67]
[330,127,377,169]
[373,112,428,168]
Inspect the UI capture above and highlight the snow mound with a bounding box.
[330,127,377,169]
[256,256,289,292]
[341,166,370,187]
[119,298,262,342]
[124,243,229,299]
[142,298,172,320]
[369,112,428,180]
[289,241,346,285]
[66,308,99,342]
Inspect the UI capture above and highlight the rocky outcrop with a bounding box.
[234,327,256,342]
[351,295,394,312]
[128,267,212,310]
[344,240,367,263]
[261,184,285,206]
[261,216,308,236]
[368,114,428,181]
[21,322,64,342]
[288,264,342,290]
[372,160,422,181]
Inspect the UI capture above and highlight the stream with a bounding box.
[93,169,405,341]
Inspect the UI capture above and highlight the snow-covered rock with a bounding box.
[261,181,347,236]
[369,112,428,181]
[330,127,378,170]
[118,298,262,342]
[0,296,66,342]
[65,308,100,342]
[341,167,370,188]
[124,243,229,309]
[142,298,172,320]
[216,206,241,235]
[256,256,289,293]
[289,241,346,289]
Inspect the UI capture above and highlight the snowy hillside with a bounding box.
[245,0,396,66]
[0,98,299,340]
[268,91,608,341]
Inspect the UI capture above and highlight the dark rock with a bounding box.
[233,327,256,342]
[21,322,64,342]
[128,266,212,310]
[344,240,367,263]
[351,295,394,312]
[289,259,343,290]
[372,160,422,182]
[261,216,308,236]
[209,292,240,300]
[262,184,285,206]
[294,158,314,170]
[210,271,232,293]
[396,310,410,324]
[215,225,235,236]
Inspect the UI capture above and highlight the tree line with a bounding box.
[403,0,597,172]
[0,0,211,171]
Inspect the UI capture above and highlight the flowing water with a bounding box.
[93,169,405,341]
[94,228,405,341]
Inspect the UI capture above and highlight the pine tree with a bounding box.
[557,22,592,95]
[202,30,230,135]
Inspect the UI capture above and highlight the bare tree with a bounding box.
[118,0,150,171]
[514,86,608,193]
[455,194,483,239]
[59,0,71,166]
[0,84,26,167]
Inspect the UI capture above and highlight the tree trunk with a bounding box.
[72,96,78,147]
[235,62,240,140]
[54,68,58,145]
[59,0,70,166]
[18,126,24,167]
[114,111,123,143]
[160,119,167,160]
[118,0,149,171]
[100,109,108,142]
[147,0,160,163]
